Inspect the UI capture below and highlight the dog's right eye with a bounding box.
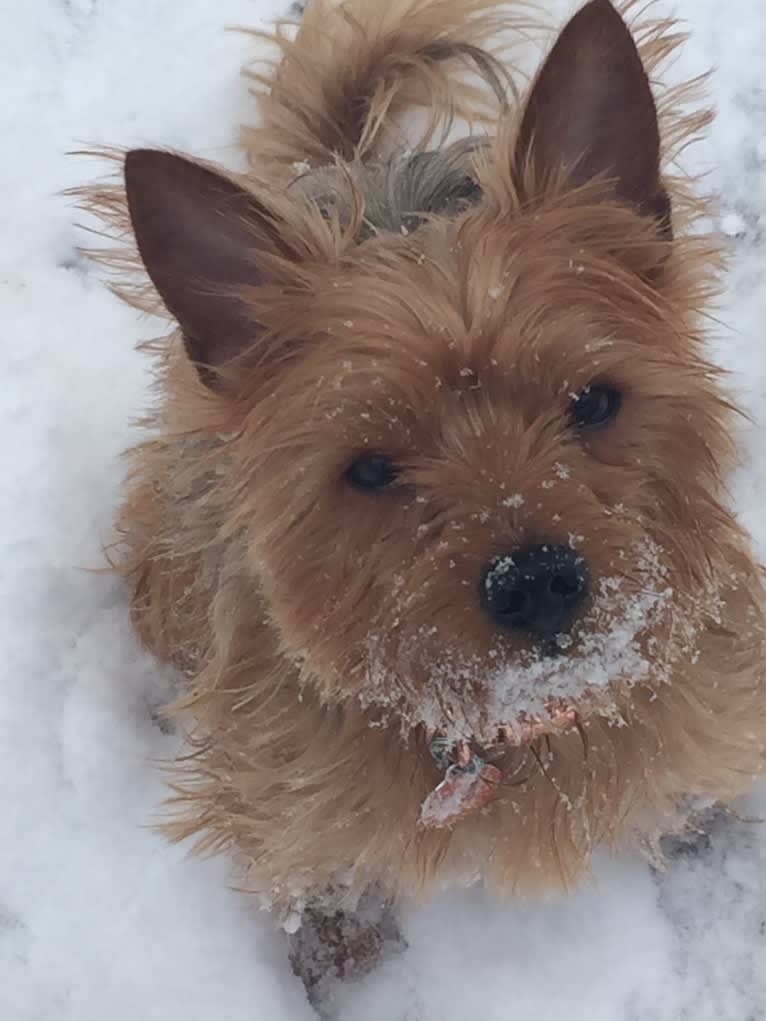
[345,453,398,491]
[571,383,622,430]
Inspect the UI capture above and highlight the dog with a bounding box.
[82,0,766,989]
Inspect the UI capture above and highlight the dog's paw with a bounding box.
[657,803,730,863]
[287,889,405,998]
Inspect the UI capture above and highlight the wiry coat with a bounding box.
[79,0,766,922]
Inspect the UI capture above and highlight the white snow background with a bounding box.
[2,0,766,1018]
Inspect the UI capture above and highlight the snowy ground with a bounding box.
[3,0,766,1018]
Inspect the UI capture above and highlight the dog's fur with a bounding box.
[82,0,766,944]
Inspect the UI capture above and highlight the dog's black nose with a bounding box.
[480,544,588,638]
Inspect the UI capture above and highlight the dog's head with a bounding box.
[123,0,741,744]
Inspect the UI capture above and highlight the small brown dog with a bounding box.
[86,0,766,984]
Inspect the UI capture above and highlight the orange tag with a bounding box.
[419,761,502,829]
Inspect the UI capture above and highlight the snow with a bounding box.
[2,0,766,1018]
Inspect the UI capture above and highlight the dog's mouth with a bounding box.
[494,695,580,746]
[419,697,581,829]
[439,694,580,754]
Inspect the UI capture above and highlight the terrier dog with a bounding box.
[83,0,766,988]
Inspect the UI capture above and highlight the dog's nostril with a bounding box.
[492,587,528,619]
[549,572,582,598]
[505,590,526,615]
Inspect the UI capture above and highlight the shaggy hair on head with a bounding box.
[77,0,766,931]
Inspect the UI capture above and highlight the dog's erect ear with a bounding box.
[124,149,287,390]
[515,0,671,233]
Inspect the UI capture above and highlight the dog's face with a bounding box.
[231,211,733,741]
[123,1,738,742]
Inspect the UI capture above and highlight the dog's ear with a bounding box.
[124,149,289,390]
[515,0,671,234]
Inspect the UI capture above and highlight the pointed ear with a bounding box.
[515,0,671,233]
[124,149,285,390]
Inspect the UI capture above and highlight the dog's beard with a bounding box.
[360,539,717,746]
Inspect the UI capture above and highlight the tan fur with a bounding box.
[239,0,521,170]
[78,0,766,926]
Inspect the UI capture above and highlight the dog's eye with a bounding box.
[571,384,622,429]
[346,453,398,491]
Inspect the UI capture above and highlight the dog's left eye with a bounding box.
[345,453,399,491]
[571,384,622,429]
